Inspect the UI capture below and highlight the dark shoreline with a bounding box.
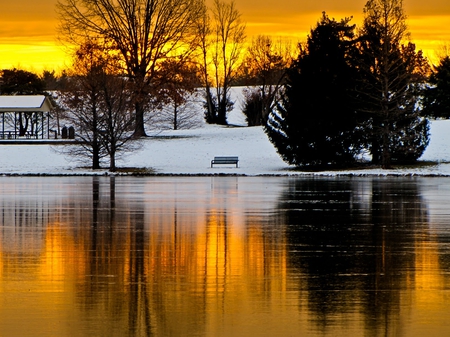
[1,172,449,177]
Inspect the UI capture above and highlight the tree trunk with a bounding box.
[204,86,216,123]
[110,149,116,172]
[92,141,100,169]
[133,102,147,138]
[18,113,28,137]
[217,90,228,125]
[371,138,381,164]
[173,102,178,130]
[381,124,391,169]
[92,103,101,170]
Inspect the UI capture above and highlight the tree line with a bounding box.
[1,0,449,170]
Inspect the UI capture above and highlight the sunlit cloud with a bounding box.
[406,15,450,64]
[0,0,450,72]
[0,41,67,72]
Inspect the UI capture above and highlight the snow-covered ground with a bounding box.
[0,94,450,176]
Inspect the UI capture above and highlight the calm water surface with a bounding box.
[1,176,450,336]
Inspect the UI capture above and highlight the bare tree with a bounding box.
[194,3,215,123]
[100,72,141,171]
[59,42,109,169]
[154,59,201,130]
[57,0,206,137]
[153,97,203,130]
[199,0,246,124]
[241,35,293,125]
[59,40,139,171]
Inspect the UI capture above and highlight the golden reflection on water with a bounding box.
[0,177,449,336]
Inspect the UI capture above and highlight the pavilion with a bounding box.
[0,95,54,139]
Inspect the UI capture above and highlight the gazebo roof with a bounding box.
[0,95,53,112]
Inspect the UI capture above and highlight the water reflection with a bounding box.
[279,178,433,336]
[0,176,449,336]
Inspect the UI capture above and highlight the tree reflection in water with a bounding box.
[279,177,430,336]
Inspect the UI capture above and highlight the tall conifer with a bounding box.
[266,13,362,166]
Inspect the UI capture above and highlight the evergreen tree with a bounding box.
[242,87,264,126]
[0,68,45,95]
[265,13,362,167]
[357,0,429,167]
[423,56,450,119]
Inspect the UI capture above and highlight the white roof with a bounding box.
[0,95,53,112]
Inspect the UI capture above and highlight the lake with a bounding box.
[0,176,450,336]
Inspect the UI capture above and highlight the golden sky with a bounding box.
[0,0,449,73]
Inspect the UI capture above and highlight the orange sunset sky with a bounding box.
[0,0,449,73]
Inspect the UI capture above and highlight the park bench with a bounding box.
[0,131,36,139]
[211,156,239,168]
